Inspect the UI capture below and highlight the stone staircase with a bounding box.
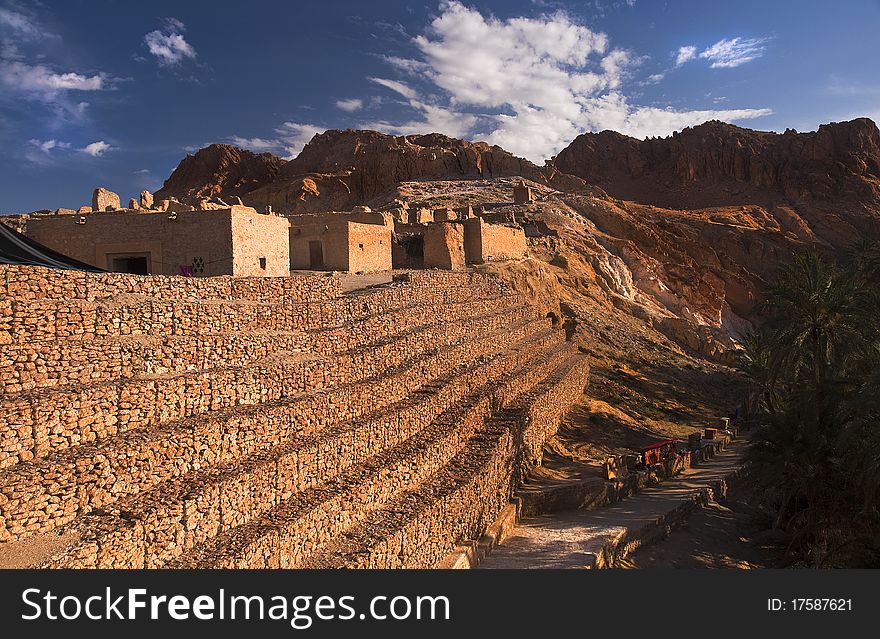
[0,266,588,568]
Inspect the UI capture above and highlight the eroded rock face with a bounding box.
[553,118,880,216]
[92,187,120,212]
[140,190,154,209]
[154,144,286,204]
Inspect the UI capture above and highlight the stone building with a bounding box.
[25,206,290,277]
[289,213,392,273]
[423,222,466,269]
[513,180,534,204]
[417,218,527,270]
[462,217,527,264]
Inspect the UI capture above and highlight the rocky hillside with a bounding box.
[157,130,586,213]
[552,118,880,237]
[154,145,285,203]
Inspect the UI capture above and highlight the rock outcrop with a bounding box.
[91,187,120,212]
[154,144,286,204]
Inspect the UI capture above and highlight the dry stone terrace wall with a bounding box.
[0,265,588,568]
[0,265,342,304]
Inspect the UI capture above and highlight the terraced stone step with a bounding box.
[27,336,571,568]
[0,265,343,304]
[3,283,504,344]
[1,265,500,305]
[0,300,534,468]
[1,294,524,393]
[302,353,590,569]
[163,341,575,569]
[0,316,554,543]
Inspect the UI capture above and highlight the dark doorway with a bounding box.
[392,234,424,268]
[308,241,324,269]
[109,254,150,275]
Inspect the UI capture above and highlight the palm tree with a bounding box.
[741,249,880,566]
[762,252,873,431]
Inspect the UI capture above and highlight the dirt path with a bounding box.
[480,442,746,569]
[617,485,773,569]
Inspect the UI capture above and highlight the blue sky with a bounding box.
[1,0,878,213]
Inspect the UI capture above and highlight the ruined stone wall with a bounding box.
[423,222,466,270]
[464,218,528,264]
[0,265,587,568]
[0,263,341,303]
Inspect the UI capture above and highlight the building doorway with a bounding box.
[108,253,151,275]
[392,233,424,268]
[308,240,324,269]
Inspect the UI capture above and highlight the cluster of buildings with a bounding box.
[8,183,535,277]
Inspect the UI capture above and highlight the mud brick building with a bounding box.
[422,219,527,269]
[288,213,392,273]
[24,206,290,277]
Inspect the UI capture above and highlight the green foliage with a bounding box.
[739,249,880,566]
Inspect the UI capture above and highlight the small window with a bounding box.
[358,243,364,250]
[259,257,267,270]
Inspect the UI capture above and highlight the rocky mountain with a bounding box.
[154,145,286,203]
[156,129,586,213]
[552,118,880,223]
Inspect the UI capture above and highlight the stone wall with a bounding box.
[289,219,392,273]
[423,222,466,270]
[348,221,392,273]
[230,210,291,276]
[464,217,528,264]
[0,265,587,568]
[289,219,350,271]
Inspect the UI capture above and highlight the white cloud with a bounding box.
[275,122,324,158]
[366,76,477,139]
[80,140,111,156]
[29,138,70,153]
[578,93,772,139]
[645,73,665,84]
[0,60,106,96]
[364,103,477,140]
[335,98,364,112]
[699,37,769,69]
[368,2,772,162]
[228,136,281,151]
[675,45,697,66]
[0,7,43,38]
[368,77,419,100]
[0,9,108,122]
[225,123,325,159]
[144,19,197,67]
[381,55,430,75]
